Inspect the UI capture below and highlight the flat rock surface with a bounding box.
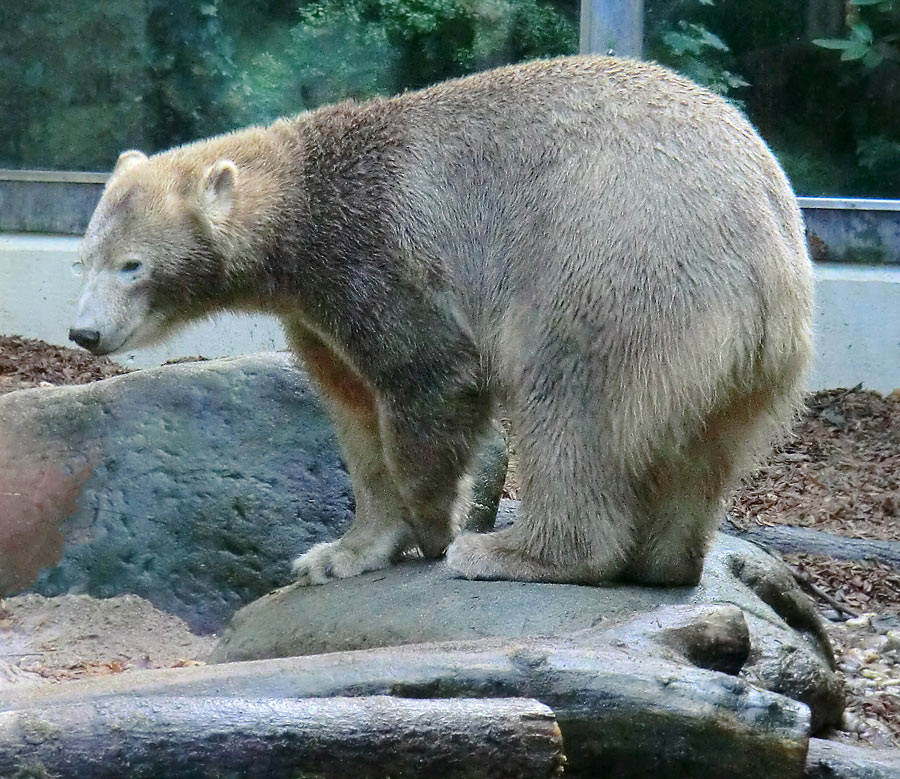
[212,523,844,732]
[806,739,900,778]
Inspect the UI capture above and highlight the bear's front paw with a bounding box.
[291,539,395,586]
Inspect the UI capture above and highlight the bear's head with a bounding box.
[69,149,237,355]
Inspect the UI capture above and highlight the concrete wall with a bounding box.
[1,233,898,392]
[809,263,900,392]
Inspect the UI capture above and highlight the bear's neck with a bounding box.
[185,121,310,312]
[220,105,408,331]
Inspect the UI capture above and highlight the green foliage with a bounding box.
[0,1,149,169]
[646,1,749,99]
[503,0,578,62]
[858,135,900,182]
[144,1,239,148]
[228,2,396,124]
[231,0,577,120]
[659,20,748,96]
[807,0,900,194]
[813,0,899,69]
[647,0,900,196]
[662,21,729,56]
[772,144,862,198]
[0,0,241,168]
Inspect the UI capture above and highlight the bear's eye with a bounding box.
[120,260,143,274]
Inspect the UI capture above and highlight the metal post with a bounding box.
[580,0,645,58]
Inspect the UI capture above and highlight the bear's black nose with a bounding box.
[68,328,101,350]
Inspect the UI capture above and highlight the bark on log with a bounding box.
[0,695,563,779]
[1,634,810,778]
[722,523,900,568]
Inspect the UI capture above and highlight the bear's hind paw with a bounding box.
[445,531,558,583]
[446,530,615,584]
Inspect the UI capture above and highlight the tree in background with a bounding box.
[0,0,575,170]
[646,0,900,197]
[2,0,897,196]
[144,0,238,150]
[229,0,577,124]
[0,1,148,169]
[645,0,748,100]
[813,0,900,194]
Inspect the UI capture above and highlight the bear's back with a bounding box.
[395,57,755,157]
[369,57,805,306]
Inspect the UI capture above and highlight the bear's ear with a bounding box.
[200,159,238,227]
[111,150,148,180]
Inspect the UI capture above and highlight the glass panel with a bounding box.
[644,0,900,198]
[0,0,578,172]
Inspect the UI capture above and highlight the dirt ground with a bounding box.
[0,594,216,686]
[1,335,899,746]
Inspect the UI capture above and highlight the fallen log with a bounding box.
[0,695,563,779]
[1,630,810,778]
[722,523,900,568]
[805,738,900,779]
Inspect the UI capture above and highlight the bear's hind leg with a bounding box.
[620,481,716,587]
[446,400,637,584]
[286,325,415,585]
[623,383,792,587]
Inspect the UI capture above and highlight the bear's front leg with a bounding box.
[377,360,491,558]
[290,410,415,584]
[286,323,416,585]
[293,517,413,585]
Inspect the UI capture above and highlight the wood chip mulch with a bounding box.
[786,554,900,617]
[730,387,900,542]
[0,335,127,395]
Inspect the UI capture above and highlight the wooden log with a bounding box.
[0,695,563,779]
[805,738,900,779]
[0,634,810,778]
[722,523,900,568]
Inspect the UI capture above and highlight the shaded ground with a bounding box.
[1,335,899,746]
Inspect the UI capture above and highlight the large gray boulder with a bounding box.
[212,514,844,733]
[0,354,506,633]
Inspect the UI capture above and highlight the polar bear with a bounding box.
[70,56,814,587]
